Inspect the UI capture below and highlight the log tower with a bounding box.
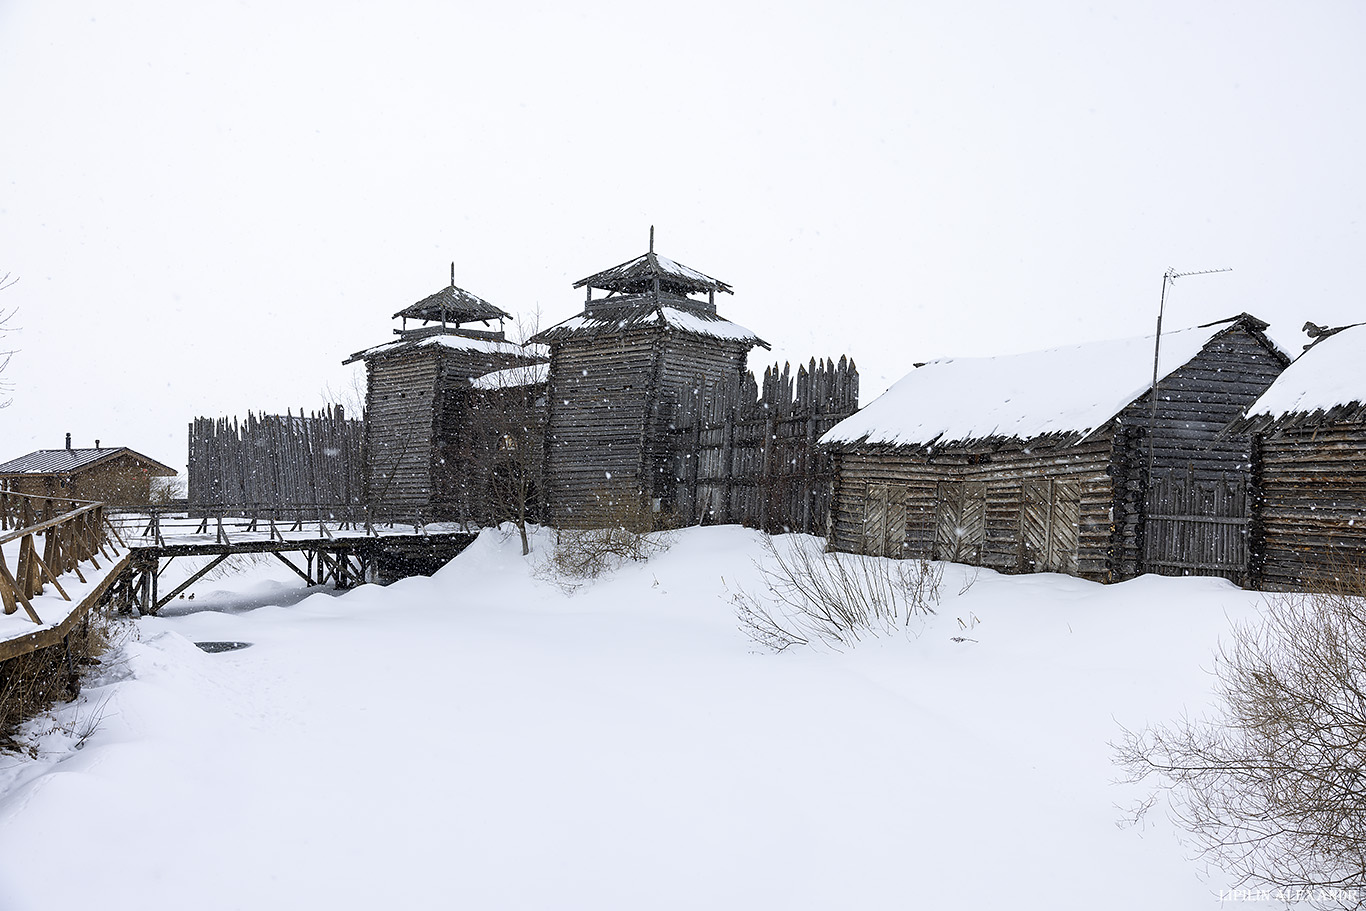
[345,269,542,522]
[532,232,768,527]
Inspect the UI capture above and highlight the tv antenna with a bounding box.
[1148,266,1233,478]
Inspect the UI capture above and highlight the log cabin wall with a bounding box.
[828,435,1117,580]
[1117,324,1286,481]
[1252,422,1366,590]
[1111,323,1288,583]
[8,454,172,506]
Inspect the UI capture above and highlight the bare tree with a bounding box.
[466,313,547,555]
[0,272,17,409]
[1116,570,1366,908]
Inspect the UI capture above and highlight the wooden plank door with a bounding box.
[934,481,985,563]
[1019,478,1081,573]
[863,483,907,557]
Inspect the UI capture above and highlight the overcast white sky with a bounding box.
[2,1,1363,471]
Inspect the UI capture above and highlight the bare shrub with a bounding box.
[732,534,943,652]
[0,601,126,753]
[544,494,671,588]
[1115,568,1366,907]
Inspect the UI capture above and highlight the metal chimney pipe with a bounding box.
[65,432,72,450]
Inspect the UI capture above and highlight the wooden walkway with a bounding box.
[0,491,131,662]
[0,496,477,660]
[111,509,478,615]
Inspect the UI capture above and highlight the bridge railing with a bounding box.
[0,491,120,624]
[107,503,474,547]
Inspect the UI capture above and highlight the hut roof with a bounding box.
[0,446,176,478]
[532,301,767,347]
[393,284,511,325]
[573,251,733,297]
[344,332,545,365]
[821,313,1279,450]
[1239,322,1366,431]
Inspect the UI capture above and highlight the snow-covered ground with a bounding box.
[0,526,1265,910]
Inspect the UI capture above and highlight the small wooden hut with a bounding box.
[821,314,1289,584]
[1235,322,1366,589]
[531,236,768,527]
[0,435,176,505]
[344,273,545,522]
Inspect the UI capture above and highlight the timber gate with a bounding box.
[188,406,363,516]
[1141,473,1250,584]
[668,358,858,534]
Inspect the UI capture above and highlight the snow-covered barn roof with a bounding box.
[1239,322,1366,431]
[821,313,1278,450]
[0,446,176,477]
[532,302,767,347]
[574,251,732,297]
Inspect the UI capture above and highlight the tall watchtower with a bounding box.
[532,232,768,526]
[345,269,543,522]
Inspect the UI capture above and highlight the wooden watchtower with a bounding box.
[344,269,543,522]
[532,232,768,527]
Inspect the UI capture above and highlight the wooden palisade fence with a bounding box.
[0,490,120,627]
[668,357,858,533]
[188,405,363,517]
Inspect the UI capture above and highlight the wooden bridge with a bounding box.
[0,492,477,662]
[110,506,477,615]
[1,490,130,661]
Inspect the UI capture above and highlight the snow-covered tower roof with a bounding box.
[532,229,765,347]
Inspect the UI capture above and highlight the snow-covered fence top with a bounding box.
[822,314,1282,450]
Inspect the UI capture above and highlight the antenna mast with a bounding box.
[1147,266,1233,479]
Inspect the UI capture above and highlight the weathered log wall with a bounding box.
[1253,422,1366,590]
[829,435,1116,580]
[364,349,439,519]
[542,328,662,526]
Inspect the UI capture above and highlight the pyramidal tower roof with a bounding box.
[573,226,733,300]
[531,229,766,349]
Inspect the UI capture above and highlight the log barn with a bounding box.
[344,274,545,522]
[821,313,1289,584]
[0,435,177,505]
[1236,322,1366,589]
[531,237,768,527]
